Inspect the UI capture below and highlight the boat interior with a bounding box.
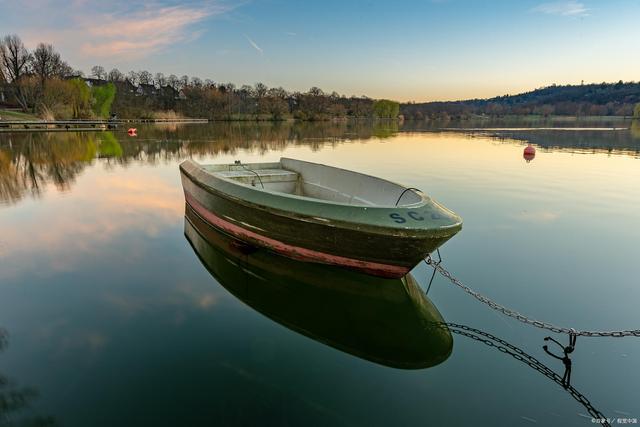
[203,158,423,207]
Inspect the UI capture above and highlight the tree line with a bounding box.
[1,34,399,121]
[6,32,636,122]
[0,34,115,119]
[402,82,640,120]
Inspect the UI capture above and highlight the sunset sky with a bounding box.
[1,0,638,102]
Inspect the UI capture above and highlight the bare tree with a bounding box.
[268,86,288,99]
[107,68,124,82]
[254,82,268,98]
[90,65,106,80]
[14,75,38,112]
[167,74,179,90]
[0,34,31,82]
[126,70,139,85]
[308,86,324,97]
[138,70,152,85]
[154,72,166,87]
[57,61,74,78]
[31,43,63,86]
[239,84,255,97]
[190,76,202,88]
[179,75,189,89]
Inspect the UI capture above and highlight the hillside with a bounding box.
[401,82,640,119]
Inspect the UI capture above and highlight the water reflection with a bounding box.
[479,128,640,157]
[0,132,96,205]
[184,204,453,369]
[184,203,612,420]
[2,121,640,206]
[0,122,398,206]
[438,323,609,424]
[0,119,637,425]
[0,329,56,427]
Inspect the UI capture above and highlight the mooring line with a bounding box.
[424,255,640,337]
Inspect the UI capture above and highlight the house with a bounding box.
[136,83,157,96]
[158,85,187,100]
[115,79,137,94]
[83,78,108,88]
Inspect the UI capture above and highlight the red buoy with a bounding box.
[523,144,535,162]
[127,128,137,136]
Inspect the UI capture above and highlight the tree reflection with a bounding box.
[478,128,640,156]
[0,122,392,205]
[0,329,57,427]
[2,120,639,206]
[0,132,96,205]
[631,120,640,140]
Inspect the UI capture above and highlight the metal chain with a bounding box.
[425,256,640,337]
[428,322,609,425]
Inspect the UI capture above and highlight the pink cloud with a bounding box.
[15,1,231,60]
[79,4,225,58]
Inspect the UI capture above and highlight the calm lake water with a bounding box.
[1,121,639,426]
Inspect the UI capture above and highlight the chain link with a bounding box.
[425,256,640,337]
[429,322,609,426]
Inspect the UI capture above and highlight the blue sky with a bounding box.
[1,0,639,101]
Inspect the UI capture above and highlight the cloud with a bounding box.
[15,1,231,60]
[532,1,588,17]
[80,3,226,58]
[244,34,263,55]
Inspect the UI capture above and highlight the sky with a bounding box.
[1,0,639,102]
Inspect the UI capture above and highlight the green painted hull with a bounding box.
[184,207,453,369]
[180,158,462,278]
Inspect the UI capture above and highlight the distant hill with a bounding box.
[401,82,640,119]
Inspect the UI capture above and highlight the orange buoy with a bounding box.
[127,127,137,136]
[523,144,535,162]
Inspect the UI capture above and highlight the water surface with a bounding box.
[1,121,639,426]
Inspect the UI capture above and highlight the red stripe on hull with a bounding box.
[184,192,410,278]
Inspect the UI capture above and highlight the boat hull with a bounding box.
[184,209,453,369]
[180,159,461,278]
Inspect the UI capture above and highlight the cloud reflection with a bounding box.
[0,169,183,280]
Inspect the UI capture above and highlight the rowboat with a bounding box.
[180,157,462,278]
[184,208,453,369]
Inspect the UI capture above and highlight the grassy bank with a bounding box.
[0,109,39,121]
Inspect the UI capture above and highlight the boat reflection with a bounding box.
[184,204,453,369]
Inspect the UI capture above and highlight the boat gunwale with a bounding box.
[180,159,462,240]
[203,157,431,209]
